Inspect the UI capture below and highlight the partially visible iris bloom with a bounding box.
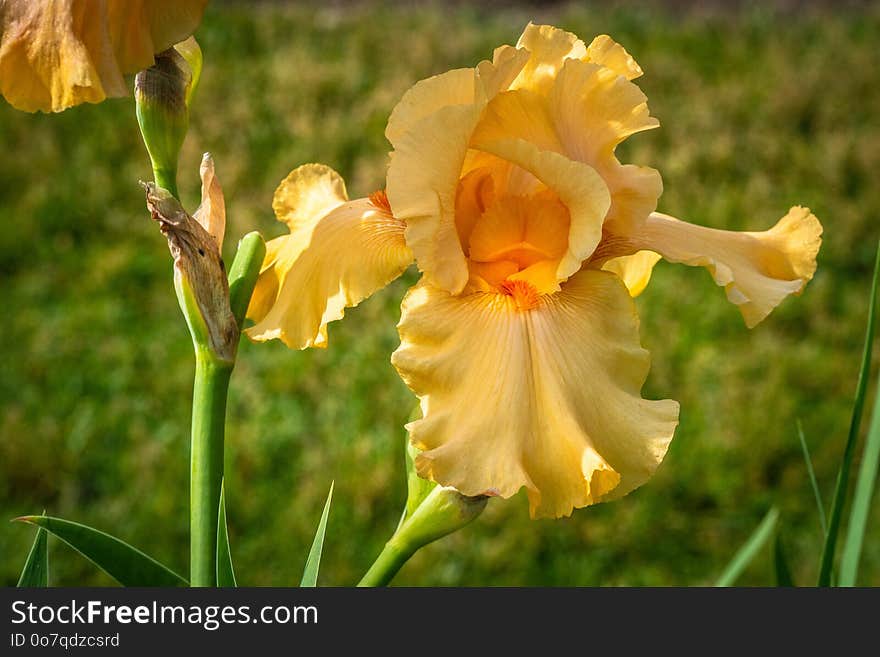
[247,24,822,518]
[0,0,208,112]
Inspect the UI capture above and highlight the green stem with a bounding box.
[184,236,265,587]
[358,538,415,588]
[153,166,179,199]
[189,350,232,587]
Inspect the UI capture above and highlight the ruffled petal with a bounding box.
[550,58,663,233]
[387,103,484,294]
[246,165,413,349]
[550,57,658,163]
[385,46,529,145]
[472,63,662,237]
[601,250,662,297]
[585,34,643,80]
[633,207,823,327]
[511,23,587,94]
[0,0,206,113]
[0,0,122,112]
[272,163,348,231]
[385,68,477,144]
[476,44,530,98]
[392,269,679,519]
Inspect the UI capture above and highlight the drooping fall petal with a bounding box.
[0,0,207,113]
[633,207,823,327]
[105,0,208,73]
[392,269,679,519]
[246,165,413,349]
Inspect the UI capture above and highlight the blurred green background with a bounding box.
[2,0,879,586]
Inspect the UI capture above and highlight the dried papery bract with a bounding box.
[144,183,237,363]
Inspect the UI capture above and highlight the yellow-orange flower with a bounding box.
[0,0,208,112]
[247,24,822,518]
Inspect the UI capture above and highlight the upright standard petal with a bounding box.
[246,165,413,349]
[387,103,484,294]
[585,34,643,80]
[0,0,206,112]
[511,23,587,94]
[472,60,663,241]
[631,207,823,327]
[392,269,679,519]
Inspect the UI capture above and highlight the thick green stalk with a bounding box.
[358,538,415,588]
[152,166,179,200]
[189,350,232,587]
[178,236,265,586]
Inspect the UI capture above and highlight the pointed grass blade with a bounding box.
[17,525,48,587]
[818,240,880,586]
[715,508,779,587]
[774,532,795,587]
[15,516,187,587]
[217,480,237,587]
[839,365,880,586]
[300,482,333,587]
[797,420,827,535]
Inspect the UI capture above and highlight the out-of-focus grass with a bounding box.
[1,1,879,586]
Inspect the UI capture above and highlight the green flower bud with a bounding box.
[135,45,194,198]
[360,483,488,586]
[397,485,488,551]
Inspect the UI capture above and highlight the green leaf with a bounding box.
[715,508,779,587]
[17,524,48,587]
[818,240,880,586]
[839,360,880,586]
[774,532,795,587]
[300,482,333,587]
[797,420,827,535]
[217,480,237,587]
[15,516,187,587]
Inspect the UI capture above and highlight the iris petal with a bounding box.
[634,207,822,326]
[392,269,679,519]
[0,0,206,112]
[246,165,413,348]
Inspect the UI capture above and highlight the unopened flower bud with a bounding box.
[135,45,193,197]
[359,482,488,586]
[398,485,488,550]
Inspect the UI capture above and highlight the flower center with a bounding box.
[455,166,571,300]
[500,278,540,311]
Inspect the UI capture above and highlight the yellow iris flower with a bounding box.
[247,24,822,518]
[0,0,208,112]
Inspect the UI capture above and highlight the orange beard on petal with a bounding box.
[500,278,540,311]
[369,189,392,214]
